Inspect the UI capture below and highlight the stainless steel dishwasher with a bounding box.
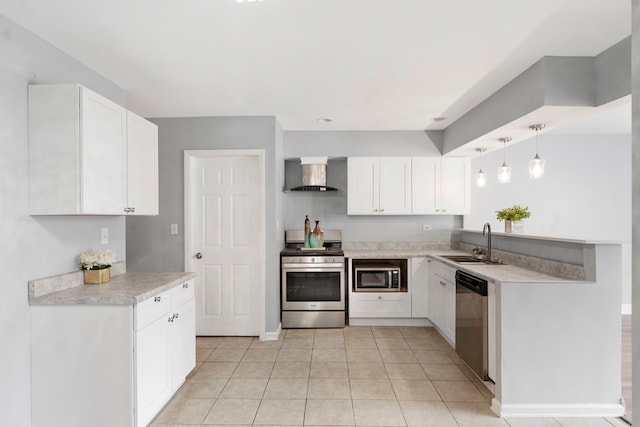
[455,270,489,381]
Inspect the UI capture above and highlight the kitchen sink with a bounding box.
[438,255,505,265]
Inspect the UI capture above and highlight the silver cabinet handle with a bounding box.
[195,252,203,259]
[380,209,385,212]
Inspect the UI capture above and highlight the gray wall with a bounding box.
[0,15,127,426]
[125,116,284,334]
[443,37,631,154]
[283,131,462,242]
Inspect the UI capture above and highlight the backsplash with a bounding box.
[453,242,585,280]
[29,261,126,300]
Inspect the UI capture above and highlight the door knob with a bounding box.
[195,252,203,259]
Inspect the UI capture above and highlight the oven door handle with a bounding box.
[282,263,344,269]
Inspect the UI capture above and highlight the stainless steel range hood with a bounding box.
[288,157,341,192]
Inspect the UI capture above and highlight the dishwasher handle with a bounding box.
[455,270,488,296]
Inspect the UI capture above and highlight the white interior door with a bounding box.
[185,151,264,336]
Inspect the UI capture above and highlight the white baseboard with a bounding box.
[491,398,625,418]
[621,304,632,315]
[262,323,282,341]
[348,318,433,327]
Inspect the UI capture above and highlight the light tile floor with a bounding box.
[151,326,629,427]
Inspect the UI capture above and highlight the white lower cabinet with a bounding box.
[136,281,196,427]
[429,260,456,345]
[410,257,431,318]
[349,292,412,318]
[136,311,173,426]
[30,279,195,427]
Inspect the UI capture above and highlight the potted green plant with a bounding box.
[495,204,531,233]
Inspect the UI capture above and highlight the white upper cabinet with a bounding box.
[441,157,470,214]
[348,157,412,215]
[126,111,159,215]
[28,84,159,215]
[347,157,379,215]
[29,84,126,215]
[412,157,470,215]
[411,157,440,215]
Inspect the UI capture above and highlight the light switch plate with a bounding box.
[170,224,178,235]
[101,227,109,244]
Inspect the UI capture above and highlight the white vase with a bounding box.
[512,221,524,233]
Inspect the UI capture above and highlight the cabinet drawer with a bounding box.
[171,279,195,308]
[349,293,412,318]
[136,290,171,331]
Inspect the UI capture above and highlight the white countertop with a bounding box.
[30,272,197,305]
[344,247,584,284]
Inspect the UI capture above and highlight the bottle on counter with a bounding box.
[304,215,310,248]
[310,220,324,248]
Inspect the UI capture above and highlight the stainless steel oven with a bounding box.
[281,230,345,328]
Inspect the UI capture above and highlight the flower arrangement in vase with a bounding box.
[495,205,531,233]
[79,249,115,284]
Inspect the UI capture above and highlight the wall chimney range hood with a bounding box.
[288,157,341,192]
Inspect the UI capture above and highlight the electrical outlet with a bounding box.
[170,224,178,235]
[101,227,109,244]
[422,224,432,231]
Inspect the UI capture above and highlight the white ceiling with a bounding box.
[0,0,631,132]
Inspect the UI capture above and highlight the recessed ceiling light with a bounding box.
[317,118,333,123]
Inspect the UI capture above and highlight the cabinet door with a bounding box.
[411,157,441,214]
[136,314,172,427]
[80,86,127,214]
[379,158,412,214]
[411,257,430,318]
[429,271,444,330]
[442,278,456,346]
[171,298,196,389]
[347,158,380,215]
[441,157,470,215]
[126,111,159,215]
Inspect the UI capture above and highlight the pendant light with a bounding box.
[528,124,546,179]
[475,148,487,188]
[497,137,512,184]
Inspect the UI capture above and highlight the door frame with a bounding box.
[184,149,266,339]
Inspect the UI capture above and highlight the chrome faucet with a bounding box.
[482,222,492,262]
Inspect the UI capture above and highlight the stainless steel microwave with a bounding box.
[354,267,401,291]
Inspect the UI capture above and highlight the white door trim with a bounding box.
[184,149,266,339]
